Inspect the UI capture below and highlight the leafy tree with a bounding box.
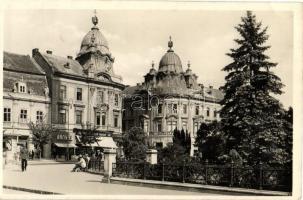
[195,121,226,163]
[220,11,287,166]
[29,121,54,158]
[122,127,147,161]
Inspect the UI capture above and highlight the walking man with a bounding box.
[20,146,29,172]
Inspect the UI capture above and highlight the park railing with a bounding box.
[87,158,104,174]
[112,161,291,192]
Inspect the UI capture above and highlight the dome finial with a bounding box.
[168,36,173,50]
[187,61,191,69]
[92,9,99,28]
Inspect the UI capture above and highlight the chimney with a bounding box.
[67,55,73,59]
[32,48,39,57]
[46,50,52,54]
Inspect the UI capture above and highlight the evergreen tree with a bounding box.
[220,11,287,166]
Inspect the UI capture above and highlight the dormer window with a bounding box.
[18,82,26,93]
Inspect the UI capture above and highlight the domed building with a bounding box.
[123,37,223,156]
[31,13,125,159]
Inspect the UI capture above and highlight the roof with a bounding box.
[3,51,45,75]
[41,53,86,77]
[158,51,183,73]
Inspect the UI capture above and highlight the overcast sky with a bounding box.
[3,9,293,108]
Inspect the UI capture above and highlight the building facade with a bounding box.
[3,14,124,160]
[3,52,51,160]
[122,38,223,156]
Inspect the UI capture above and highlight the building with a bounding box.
[3,52,51,160]
[3,13,125,160]
[122,38,223,156]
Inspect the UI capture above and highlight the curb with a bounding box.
[110,177,291,196]
[3,185,62,195]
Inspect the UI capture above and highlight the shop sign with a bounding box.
[53,132,72,142]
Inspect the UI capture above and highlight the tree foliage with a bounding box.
[220,11,289,167]
[122,127,148,161]
[195,121,226,163]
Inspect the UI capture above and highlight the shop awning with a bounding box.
[54,143,77,148]
[82,137,117,149]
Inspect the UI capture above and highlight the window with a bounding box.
[114,115,119,128]
[59,85,67,100]
[36,111,43,123]
[193,122,200,136]
[76,88,82,101]
[167,121,177,132]
[101,112,106,126]
[173,104,178,114]
[20,109,27,120]
[183,104,187,114]
[182,121,187,130]
[155,142,163,149]
[19,84,26,93]
[214,110,217,118]
[195,105,199,115]
[207,108,210,117]
[97,90,104,103]
[4,108,11,122]
[158,104,162,114]
[75,110,82,124]
[157,122,162,132]
[58,109,66,124]
[96,112,101,126]
[114,94,119,106]
[168,104,172,114]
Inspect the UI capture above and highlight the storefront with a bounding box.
[51,131,77,160]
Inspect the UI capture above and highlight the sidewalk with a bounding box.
[3,163,215,195]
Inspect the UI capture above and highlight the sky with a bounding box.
[3,9,293,108]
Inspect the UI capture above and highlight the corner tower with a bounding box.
[76,12,122,83]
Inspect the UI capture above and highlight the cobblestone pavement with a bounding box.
[3,162,218,195]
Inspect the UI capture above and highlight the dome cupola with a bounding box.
[148,61,157,75]
[77,12,111,57]
[158,36,183,74]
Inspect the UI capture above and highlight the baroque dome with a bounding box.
[78,15,111,57]
[158,37,183,74]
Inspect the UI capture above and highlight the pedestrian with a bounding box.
[71,154,86,172]
[20,146,29,172]
[31,150,35,160]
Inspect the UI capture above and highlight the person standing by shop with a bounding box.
[20,146,29,172]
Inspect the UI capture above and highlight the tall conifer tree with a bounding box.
[220,11,287,166]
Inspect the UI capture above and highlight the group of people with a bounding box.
[71,150,103,172]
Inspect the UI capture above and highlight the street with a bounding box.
[3,161,219,195]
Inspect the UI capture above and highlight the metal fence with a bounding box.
[87,158,104,174]
[112,161,291,192]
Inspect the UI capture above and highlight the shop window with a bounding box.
[75,110,82,124]
[4,108,11,122]
[36,111,43,123]
[76,88,82,101]
[59,85,67,100]
[58,109,66,124]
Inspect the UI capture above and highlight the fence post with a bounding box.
[182,160,185,183]
[162,162,165,182]
[143,160,146,180]
[259,161,263,190]
[205,160,208,185]
[230,160,234,187]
